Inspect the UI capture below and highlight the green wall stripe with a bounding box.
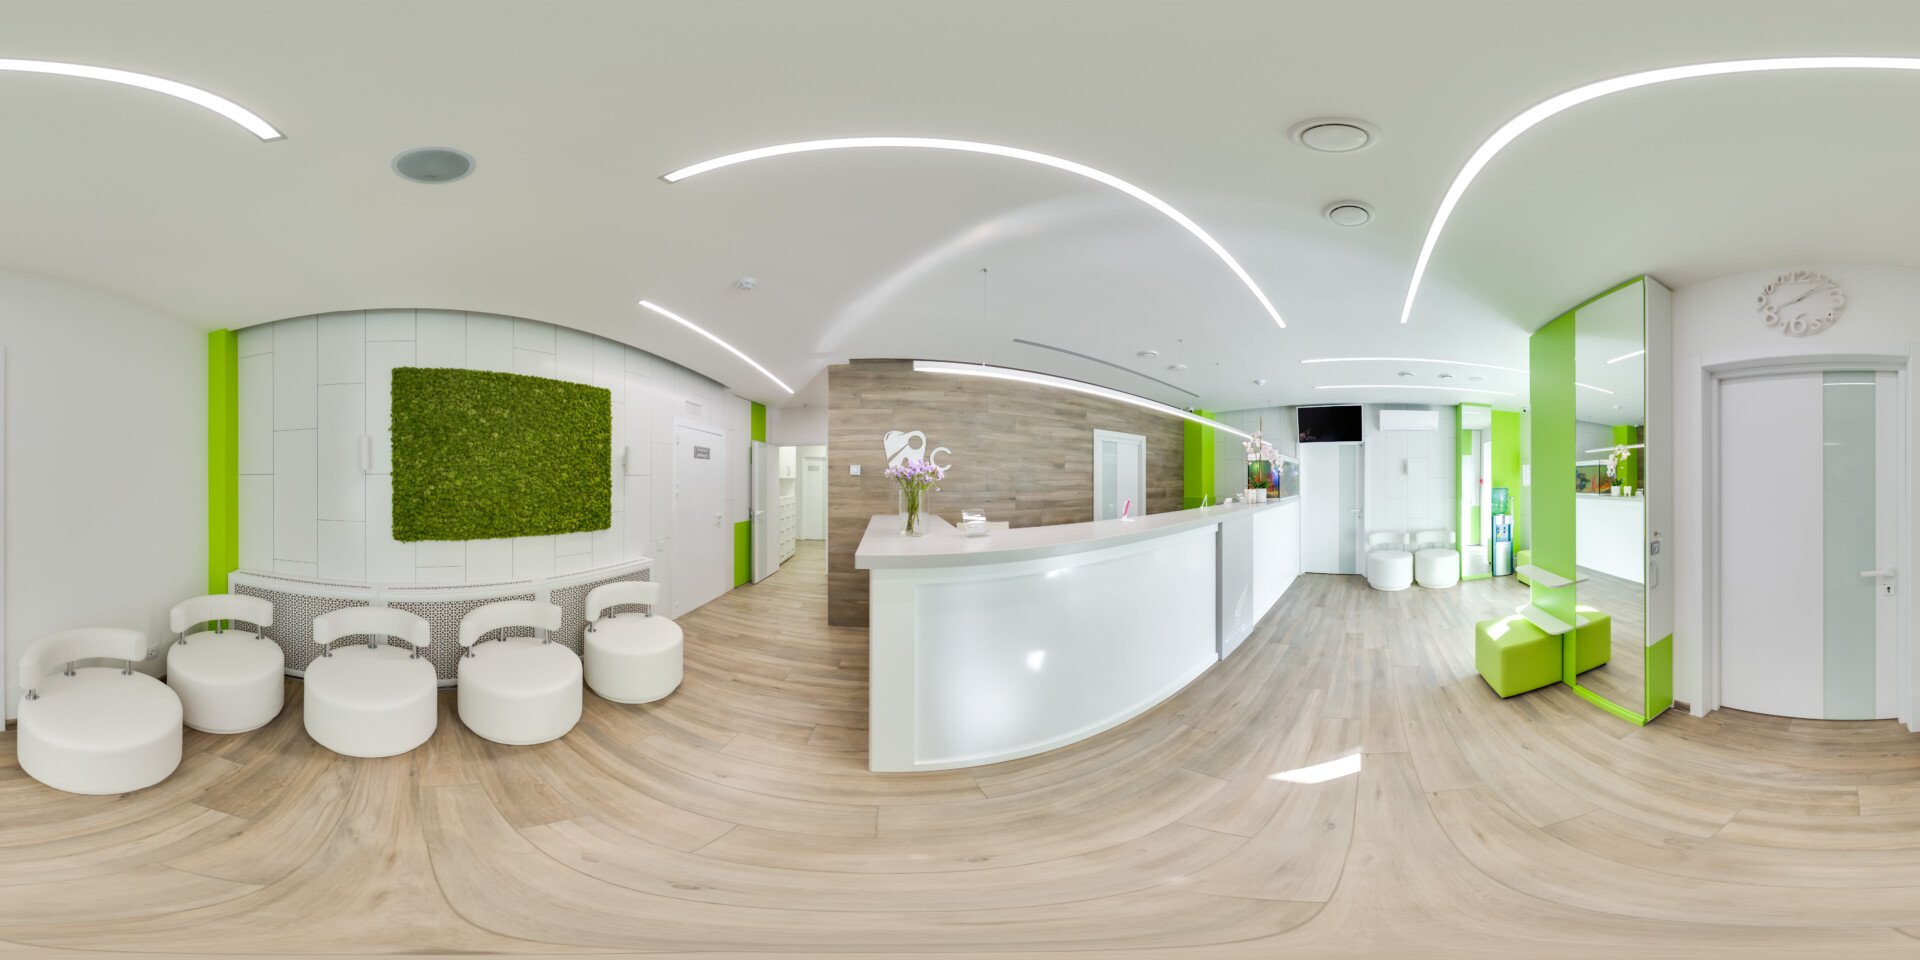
[1182,410,1215,509]
[207,330,239,596]
[750,401,766,443]
[1491,410,1521,570]
[1529,310,1577,629]
[732,520,751,587]
[1646,634,1674,718]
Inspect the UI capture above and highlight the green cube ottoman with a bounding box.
[1572,605,1612,674]
[1475,614,1559,698]
[1514,549,1532,585]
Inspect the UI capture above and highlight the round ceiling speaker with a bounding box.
[392,147,475,184]
[1325,202,1373,226]
[1291,118,1376,153]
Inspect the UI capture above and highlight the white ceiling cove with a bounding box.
[5,0,1920,414]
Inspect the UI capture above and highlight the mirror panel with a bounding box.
[1572,284,1647,716]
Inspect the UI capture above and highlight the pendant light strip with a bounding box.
[912,361,1252,439]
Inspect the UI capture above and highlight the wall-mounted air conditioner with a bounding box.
[1378,409,1439,432]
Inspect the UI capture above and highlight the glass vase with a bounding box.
[900,489,929,537]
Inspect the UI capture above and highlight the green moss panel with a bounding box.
[207,330,239,595]
[390,367,612,541]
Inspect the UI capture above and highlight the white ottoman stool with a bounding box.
[584,581,682,704]
[456,600,579,745]
[306,607,437,758]
[1412,529,1461,589]
[17,628,182,795]
[166,594,283,734]
[1365,531,1414,591]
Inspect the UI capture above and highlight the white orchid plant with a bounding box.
[1606,443,1632,477]
[1243,429,1278,463]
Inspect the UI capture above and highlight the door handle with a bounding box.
[1861,569,1896,578]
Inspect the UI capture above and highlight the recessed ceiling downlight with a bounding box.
[1326,202,1373,226]
[1291,119,1375,153]
[393,147,474,184]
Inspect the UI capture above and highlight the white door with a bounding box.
[1301,442,1363,574]
[1719,370,1901,720]
[800,455,826,540]
[1094,430,1146,520]
[673,421,728,617]
[750,439,778,582]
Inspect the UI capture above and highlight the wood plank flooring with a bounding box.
[1,540,1917,958]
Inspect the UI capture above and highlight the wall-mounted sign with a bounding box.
[693,446,711,460]
[1757,269,1844,337]
[883,429,952,471]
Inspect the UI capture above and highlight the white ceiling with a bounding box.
[5,0,1920,415]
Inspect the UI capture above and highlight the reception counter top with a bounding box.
[855,500,1295,570]
[858,500,1300,772]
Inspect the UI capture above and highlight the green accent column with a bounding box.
[1611,424,1641,489]
[208,330,239,595]
[1182,410,1215,509]
[734,401,768,588]
[1492,410,1521,568]
[1529,311,1577,632]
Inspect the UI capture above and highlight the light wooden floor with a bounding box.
[2,540,1919,959]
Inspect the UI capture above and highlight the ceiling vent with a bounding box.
[1379,409,1439,432]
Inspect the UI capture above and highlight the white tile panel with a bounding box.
[274,560,319,579]
[238,474,272,572]
[364,474,414,583]
[237,353,273,474]
[273,429,317,562]
[554,552,592,576]
[593,337,627,399]
[273,316,317,430]
[465,314,514,372]
[624,372,653,466]
[513,536,555,580]
[316,312,365,385]
[365,340,415,475]
[365,308,416,342]
[465,538,514,582]
[237,323,274,358]
[651,443,673,535]
[625,343,664,375]
[415,309,465,367]
[623,477,651,561]
[651,379,677,445]
[513,318,555,353]
[417,565,466,584]
[317,520,365,582]
[593,522,622,568]
[651,441,672,485]
[317,384,366,522]
[416,540,464,567]
[608,449,624,512]
[513,348,556,380]
[555,532,591,557]
[555,327,594,385]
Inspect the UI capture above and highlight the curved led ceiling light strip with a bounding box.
[914,361,1252,439]
[662,138,1285,330]
[1301,356,1527,374]
[1399,57,1920,324]
[1314,384,1515,397]
[639,300,794,394]
[0,59,282,140]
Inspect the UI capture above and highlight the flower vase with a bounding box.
[900,491,929,537]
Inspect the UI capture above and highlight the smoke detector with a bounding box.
[735,277,757,291]
[1253,378,1268,386]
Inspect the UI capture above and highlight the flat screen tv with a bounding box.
[1298,404,1361,443]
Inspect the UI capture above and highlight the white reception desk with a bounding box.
[855,500,1300,772]
[1576,493,1644,584]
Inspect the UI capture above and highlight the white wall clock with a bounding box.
[1756,270,1844,336]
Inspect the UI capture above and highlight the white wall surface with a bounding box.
[237,309,744,616]
[0,268,205,718]
[1362,404,1459,541]
[768,404,828,445]
[1671,265,1920,714]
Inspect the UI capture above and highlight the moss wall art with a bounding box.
[390,367,612,542]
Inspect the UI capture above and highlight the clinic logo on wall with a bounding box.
[884,430,952,472]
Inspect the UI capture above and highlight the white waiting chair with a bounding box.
[456,600,579,745]
[166,594,283,734]
[1412,529,1461,589]
[1365,531,1414,591]
[16,628,182,794]
[306,607,438,758]
[584,581,683,704]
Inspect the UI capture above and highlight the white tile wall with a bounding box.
[1362,405,1458,539]
[237,309,736,598]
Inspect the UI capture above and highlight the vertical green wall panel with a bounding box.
[1646,634,1674,717]
[735,401,767,587]
[1492,410,1522,564]
[1529,311,1576,629]
[1182,410,1215,509]
[207,330,239,596]
[751,401,766,443]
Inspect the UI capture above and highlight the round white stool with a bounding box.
[1365,531,1414,591]
[1411,529,1460,589]
[306,607,437,758]
[456,600,579,745]
[17,628,182,795]
[583,581,683,704]
[166,594,283,734]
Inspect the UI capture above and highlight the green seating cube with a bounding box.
[1475,614,1559,698]
[1572,605,1612,674]
[1514,549,1532,585]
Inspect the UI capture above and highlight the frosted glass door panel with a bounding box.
[1099,441,1119,520]
[1822,372,1877,719]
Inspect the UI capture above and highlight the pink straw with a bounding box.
[1121,499,1131,519]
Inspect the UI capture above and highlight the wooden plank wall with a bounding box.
[828,360,1184,627]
